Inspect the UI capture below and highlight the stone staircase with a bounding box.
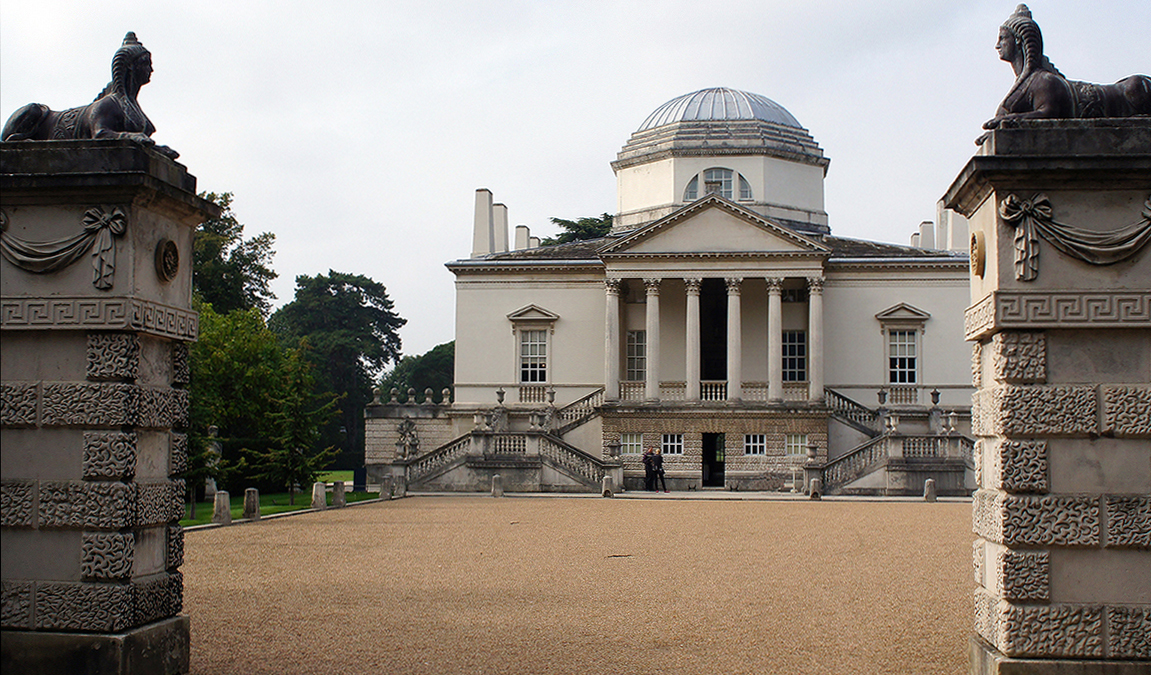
[824,388,881,437]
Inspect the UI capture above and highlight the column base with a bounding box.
[2,615,189,675]
[971,636,1149,675]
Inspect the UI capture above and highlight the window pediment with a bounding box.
[875,303,931,323]
[507,304,559,334]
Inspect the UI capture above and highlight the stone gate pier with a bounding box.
[946,119,1150,673]
[1,141,218,674]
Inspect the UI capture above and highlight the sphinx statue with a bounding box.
[1,32,178,159]
[981,5,1150,137]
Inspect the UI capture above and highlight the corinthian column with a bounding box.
[726,278,743,401]
[767,278,784,402]
[604,278,621,400]
[685,278,701,401]
[644,278,661,401]
[807,277,825,402]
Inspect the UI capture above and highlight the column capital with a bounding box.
[766,277,784,294]
[605,278,622,294]
[684,278,702,294]
[644,278,661,295]
[806,276,825,294]
[725,277,742,294]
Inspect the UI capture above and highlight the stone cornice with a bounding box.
[827,257,969,272]
[446,260,605,275]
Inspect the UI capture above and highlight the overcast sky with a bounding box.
[2,1,1147,357]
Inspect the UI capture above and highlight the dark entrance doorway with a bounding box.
[699,278,727,381]
[702,433,725,487]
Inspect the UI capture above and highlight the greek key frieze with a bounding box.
[991,332,1046,383]
[81,532,135,580]
[1,581,34,629]
[1101,385,1151,437]
[1105,496,1151,549]
[1,382,39,426]
[1,481,36,527]
[996,550,1049,601]
[996,440,1048,494]
[38,481,135,529]
[86,333,140,381]
[966,292,1151,339]
[0,297,198,340]
[83,431,137,480]
[35,581,133,632]
[1108,606,1151,658]
[130,299,198,341]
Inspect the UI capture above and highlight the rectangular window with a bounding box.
[625,330,646,381]
[782,331,807,382]
[661,433,683,455]
[888,330,918,384]
[744,434,766,455]
[620,432,643,455]
[520,329,547,383]
[785,434,809,456]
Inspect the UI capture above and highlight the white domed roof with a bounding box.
[637,87,802,132]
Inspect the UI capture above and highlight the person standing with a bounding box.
[642,447,656,491]
[653,448,668,492]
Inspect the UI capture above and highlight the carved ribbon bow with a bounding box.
[999,194,1048,282]
[83,207,127,289]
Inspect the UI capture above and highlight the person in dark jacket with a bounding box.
[642,448,656,491]
[652,448,669,492]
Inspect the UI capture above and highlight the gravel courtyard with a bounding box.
[184,495,972,675]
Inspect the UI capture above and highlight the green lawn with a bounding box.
[316,470,354,483]
[181,489,378,527]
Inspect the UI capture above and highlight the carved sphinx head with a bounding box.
[998,4,1044,74]
[109,32,152,95]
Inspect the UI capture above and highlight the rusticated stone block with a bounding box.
[996,549,1049,601]
[991,332,1046,384]
[137,387,189,429]
[1,382,39,426]
[1101,385,1151,437]
[137,481,183,526]
[995,440,1048,493]
[41,382,135,427]
[35,581,133,632]
[134,571,183,626]
[973,490,1099,547]
[171,342,190,386]
[1106,496,1151,548]
[169,432,188,475]
[1,581,33,629]
[82,431,137,480]
[167,525,184,570]
[973,386,1098,437]
[973,539,985,586]
[1108,606,1151,658]
[1,481,36,527]
[998,603,1104,658]
[86,333,140,381]
[81,531,135,580]
[39,481,135,529]
[973,439,984,487]
[972,342,983,388]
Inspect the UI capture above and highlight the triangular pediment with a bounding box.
[875,303,931,322]
[600,195,828,257]
[506,304,560,322]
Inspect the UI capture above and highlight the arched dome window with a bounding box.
[683,168,753,202]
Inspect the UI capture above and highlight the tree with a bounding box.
[539,213,613,246]
[380,341,454,402]
[194,192,277,315]
[269,271,406,468]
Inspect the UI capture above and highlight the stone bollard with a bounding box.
[311,482,327,509]
[601,475,614,498]
[808,478,822,501]
[923,478,937,503]
[243,488,261,520]
[212,490,232,525]
[491,474,503,497]
[333,480,347,508]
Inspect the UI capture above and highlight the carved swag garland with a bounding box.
[999,193,1151,281]
[0,206,127,289]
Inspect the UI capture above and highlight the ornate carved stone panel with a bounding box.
[134,571,183,626]
[1,581,34,629]
[998,603,1104,658]
[995,440,1048,494]
[1,481,36,527]
[137,387,189,429]
[171,342,190,385]
[973,539,986,585]
[170,432,188,475]
[1105,496,1151,549]
[40,382,135,427]
[974,589,996,646]
[86,333,140,381]
[996,549,1050,601]
[973,439,984,487]
[1101,385,1151,437]
[137,481,184,526]
[35,581,133,632]
[81,532,135,580]
[0,382,39,426]
[167,525,184,570]
[973,491,1100,547]
[974,386,1098,437]
[972,342,983,388]
[991,332,1046,383]
[38,481,135,529]
[1108,606,1151,658]
[82,431,137,480]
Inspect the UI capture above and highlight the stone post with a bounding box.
[242,488,260,520]
[1,141,218,674]
[332,480,346,508]
[923,478,937,503]
[491,474,503,497]
[211,491,232,525]
[945,119,1151,672]
[601,475,614,498]
[310,482,327,510]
